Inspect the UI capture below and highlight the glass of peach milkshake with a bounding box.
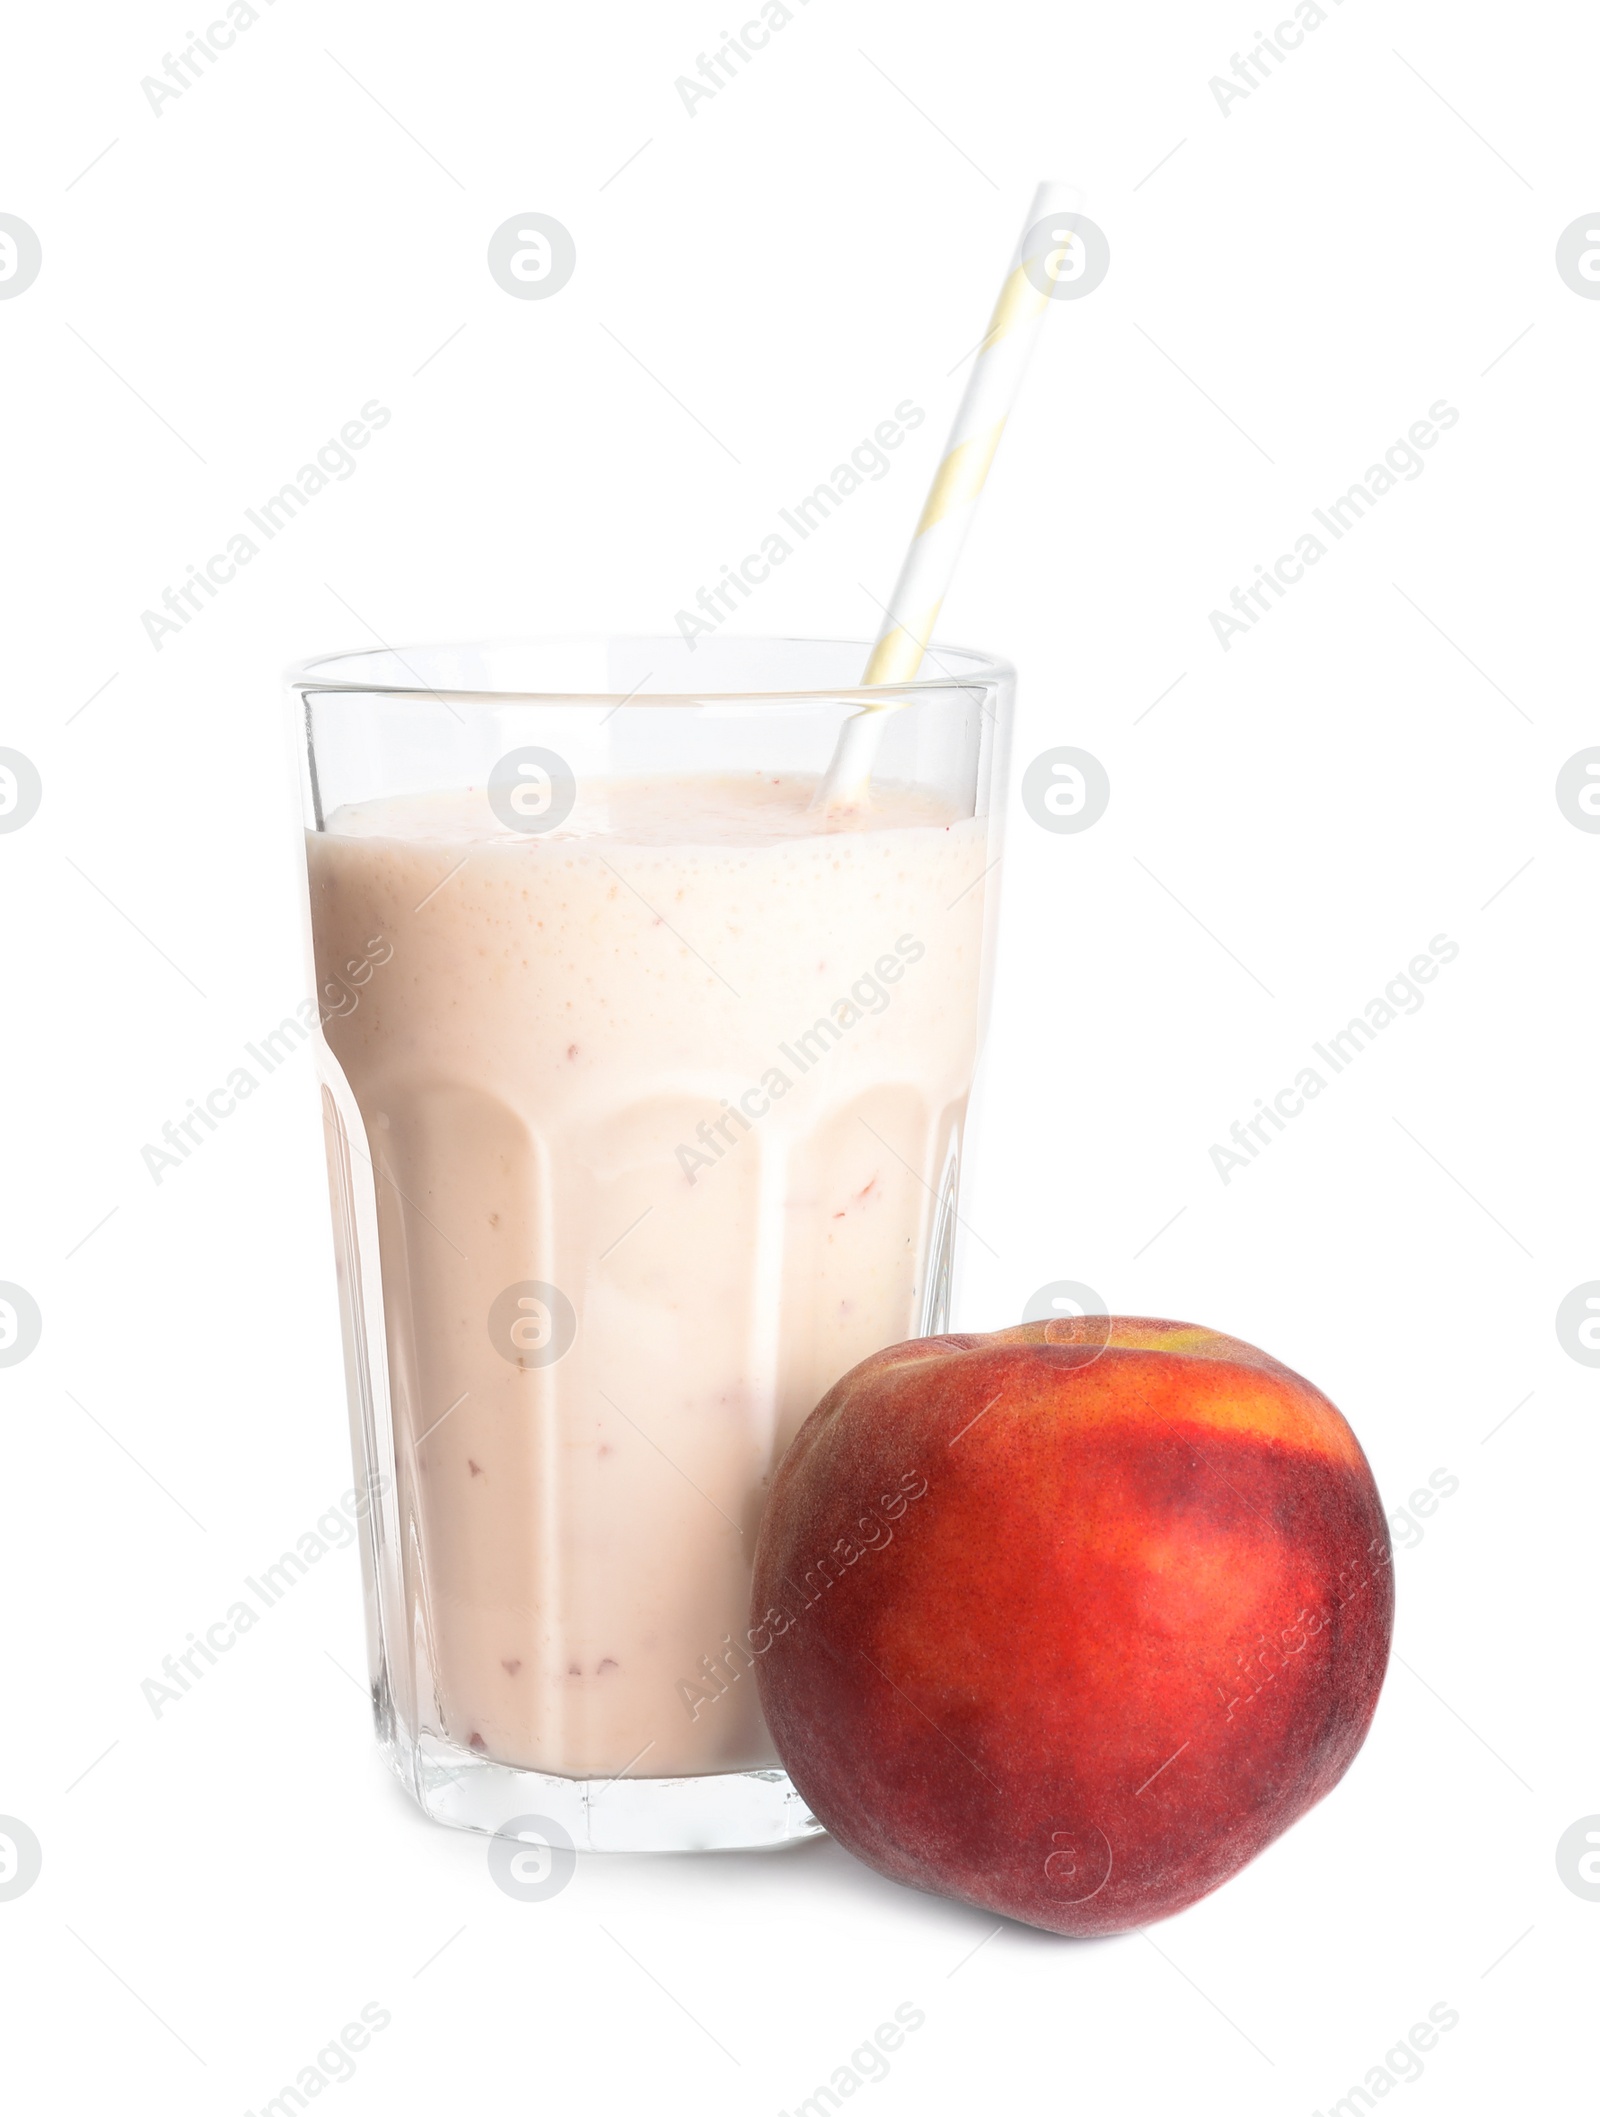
[289,635,1011,1849]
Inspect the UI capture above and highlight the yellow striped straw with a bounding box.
[814,181,1081,812]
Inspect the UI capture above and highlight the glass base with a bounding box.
[382,1726,824,1852]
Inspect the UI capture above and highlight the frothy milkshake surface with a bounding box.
[309,771,990,1778]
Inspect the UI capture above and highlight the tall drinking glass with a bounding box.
[288,635,1012,1850]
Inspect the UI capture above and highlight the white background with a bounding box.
[2,0,1595,2109]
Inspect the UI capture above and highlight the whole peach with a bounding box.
[751,1319,1393,1935]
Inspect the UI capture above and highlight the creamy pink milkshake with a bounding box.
[308,771,992,1790]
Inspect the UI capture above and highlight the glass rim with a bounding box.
[284,632,1015,707]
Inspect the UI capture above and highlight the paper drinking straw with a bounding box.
[813,180,1081,813]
